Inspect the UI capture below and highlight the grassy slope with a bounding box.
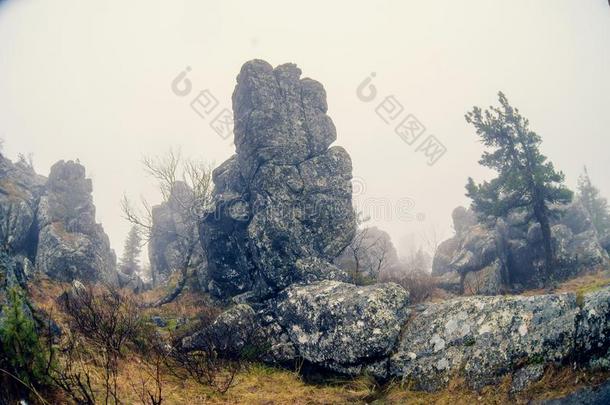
[26,272,610,404]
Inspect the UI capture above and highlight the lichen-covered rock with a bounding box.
[575,286,610,360]
[432,201,609,291]
[511,364,545,393]
[202,60,356,300]
[35,160,117,284]
[389,293,578,391]
[266,280,409,375]
[182,303,262,357]
[463,260,503,295]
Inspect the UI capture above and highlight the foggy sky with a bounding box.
[0,0,609,259]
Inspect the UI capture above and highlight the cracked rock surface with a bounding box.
[202,60,356,300]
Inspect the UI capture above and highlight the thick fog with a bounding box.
[0,0,608,258]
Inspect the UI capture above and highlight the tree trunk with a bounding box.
[151,267,188,307]
[534,204,554,281]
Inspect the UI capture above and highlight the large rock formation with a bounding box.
[202,60,356,300]
[1,154,117,285]
[0,155,45,275]
[186,61,610,392]
[432,204,610,293]
[35,161,118,284]
[190,278,610,390]
[184,60,407,375]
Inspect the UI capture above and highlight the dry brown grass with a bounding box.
[383,365,610,405]
[522,270,610,297]
[27,273,72,327]
[521,365,610,402]
[26,276,610,404]
[64,360,373,405]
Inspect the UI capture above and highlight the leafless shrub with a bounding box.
[52,284,145,404]
[169,349,240,394]
[121,149,213,297]
[129,348,167,405]
[165,308,265,394]
[61,284,143,352]
[381,271,437,304]
[47,331,97,405]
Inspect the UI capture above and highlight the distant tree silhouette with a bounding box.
[578,166,610,236]
[118,225,142,276]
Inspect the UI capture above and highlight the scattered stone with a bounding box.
[150,316,168,328]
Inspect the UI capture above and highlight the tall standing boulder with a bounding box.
[35,160,117,284]
[202,60,357,299]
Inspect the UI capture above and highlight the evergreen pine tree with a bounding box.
[465,92,572,278]
[0,288,48,387]
[119,225,142,276]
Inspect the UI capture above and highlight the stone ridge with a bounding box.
[0,154,118,284]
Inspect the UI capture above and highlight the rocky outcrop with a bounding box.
[181,61,610,391]
[34,160,118,284]
[187,281,610,388]
[202,60,356,300]
[262,280,409,375]
[387,284,610,391]
[432,204,610,292]
[148,181,206,287]
[1,155,118,285]
[0,155,45,274]
[184,280,410,376]
[390,293,578,390]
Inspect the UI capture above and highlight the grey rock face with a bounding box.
[266,280,409,374]
[390,293,578,391]
[182,303,262,358]
[0,154,45,258]
[432,202,609,291]
[462,260,503,295]
[511,364,545,393]
[35,160,117,284]
[575,287,610,360]
[185,280,410,377]
[202,60,356,299]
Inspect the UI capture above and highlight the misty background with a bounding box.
[0,0,608,260]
